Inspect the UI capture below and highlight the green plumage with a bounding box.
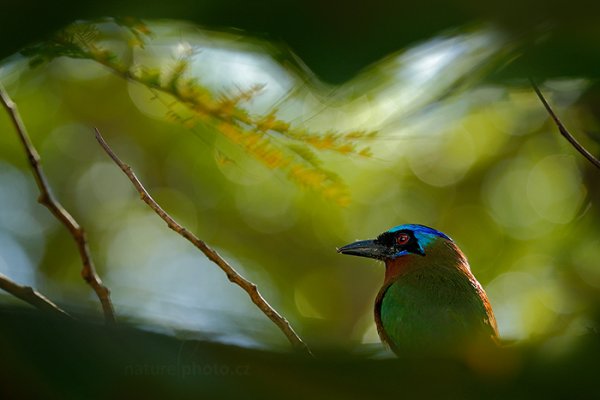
[338,224,497,356]
[378,266,496,354]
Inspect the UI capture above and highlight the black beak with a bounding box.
[337,239,389,260]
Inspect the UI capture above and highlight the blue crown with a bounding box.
[387,224,452,242]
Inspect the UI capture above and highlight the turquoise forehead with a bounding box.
[387,224,452,242]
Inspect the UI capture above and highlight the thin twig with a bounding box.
[94,127,312,355]
[0,273,71,318]
[531,79,600,170]
[0,86,116,324]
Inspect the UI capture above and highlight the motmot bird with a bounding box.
[338,224,498,355]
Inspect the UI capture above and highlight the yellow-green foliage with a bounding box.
[23,19,376,206]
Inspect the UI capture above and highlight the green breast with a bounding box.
[378,267,495,354]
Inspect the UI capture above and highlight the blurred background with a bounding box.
[0,1,599,359]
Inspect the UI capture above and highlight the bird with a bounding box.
[338,224,498,356]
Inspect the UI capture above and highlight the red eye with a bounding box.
[396,233,410,245]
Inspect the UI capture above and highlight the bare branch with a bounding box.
[0,273,71,317]
[531,79,600,170]
[0,85,116,324]
[94,127,312,355]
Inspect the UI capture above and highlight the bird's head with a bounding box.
[337,224,454,261]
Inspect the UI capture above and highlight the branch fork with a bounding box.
[0,85,115,323]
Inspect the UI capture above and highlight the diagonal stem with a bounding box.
[94,127,311,355]
[0,273,71,318]
[531,79,600,170]
[0,85,116,324]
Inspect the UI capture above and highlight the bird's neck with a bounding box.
[383,240,471,287]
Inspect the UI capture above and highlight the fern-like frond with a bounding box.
[21,19,377,205]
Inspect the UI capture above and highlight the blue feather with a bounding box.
[387,224,452,241]
[387,224,452,252]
